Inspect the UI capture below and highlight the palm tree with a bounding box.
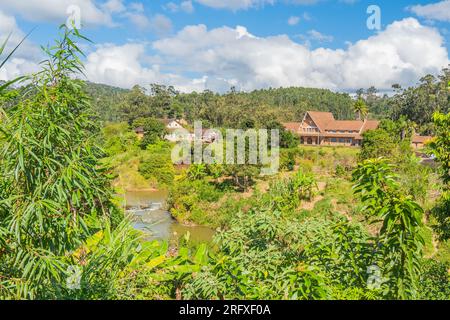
[354,98,369,120]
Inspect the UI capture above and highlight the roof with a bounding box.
[306,111,336,132]
[283,122,302,132]
[360,120,380,133]
[305,111,380,133]
[412,135,433,144]
[326,120,364,131]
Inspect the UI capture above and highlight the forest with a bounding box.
[0,27,449,301]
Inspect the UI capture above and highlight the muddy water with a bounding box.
[122,190,215,244]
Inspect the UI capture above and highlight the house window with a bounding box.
[339,138,345,143]
[331,138,337,142]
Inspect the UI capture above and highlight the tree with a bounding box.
[390,68,450,134]
[149,84,179,118]
[427,112,450,186]
[427,112,450,241]
[119,85,150,124]
[360,119,413,162]
[186,164,208,181]
[138,153,175,186]
[353,98,368,120]
[132,117,167,149]
[353,159,425,299]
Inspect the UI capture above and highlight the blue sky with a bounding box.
[1,0,449,92]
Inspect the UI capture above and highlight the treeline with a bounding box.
[86,83,357,127]
[390,69,450,134]
[86,67,449,137]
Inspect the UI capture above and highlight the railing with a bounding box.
[301,128,319,133]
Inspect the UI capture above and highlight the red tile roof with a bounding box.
[283,122,302,132]
[306,111,336,132]
[326,120,364,131]
[360,120,380,133]
[305,111,380,133]
[412,135,433,144]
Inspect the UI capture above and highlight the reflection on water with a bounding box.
[121,190,214,244]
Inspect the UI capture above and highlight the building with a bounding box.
[163,119,192,142]
[412,135,433,150]
[284,111,380,147]
[162,119,185,130]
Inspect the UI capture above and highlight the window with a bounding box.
[331,138,337,142]
[339,138,345,143]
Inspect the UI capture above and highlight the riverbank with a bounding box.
[123,189,215,244]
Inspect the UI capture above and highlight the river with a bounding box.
[121,190,215,244]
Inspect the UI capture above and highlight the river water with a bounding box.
[121,190,215,244]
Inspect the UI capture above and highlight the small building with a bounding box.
[162,119,193,142]
[162,119,185,130]
[284,111,380,147]
[412,135,433,150]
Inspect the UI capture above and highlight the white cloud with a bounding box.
[0,0,153,30]
[150,14,173,35]
[288,16,300,26]
[307,29,333,42]
[194,0,357,11]
[0,10,41,82]
[151,18,448,92]
[3,11,448,95]
[165,2,179,12]
[102,0,126,14]
[165,1,195,13]
[194,0,275,11]
[83,42,206,92]
[129,2,145,12]
[125,12,151,30]
[180,1,195,13]
[0,0,114,26]
[408,0,450,22]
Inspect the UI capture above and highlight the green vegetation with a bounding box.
[1,26,449,301]
[0,27,200,300]
[427,112,450,242]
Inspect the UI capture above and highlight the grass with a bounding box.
[436,240,450,264]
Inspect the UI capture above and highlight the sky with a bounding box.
[0,0,449,93]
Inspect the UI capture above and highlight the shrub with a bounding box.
[138,153,175,186]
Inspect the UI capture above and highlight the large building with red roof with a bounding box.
[284,111,380,147]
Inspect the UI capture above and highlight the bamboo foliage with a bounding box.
[0,26,121,299]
